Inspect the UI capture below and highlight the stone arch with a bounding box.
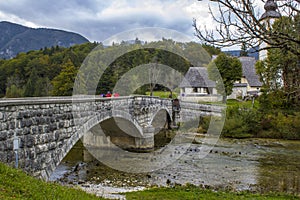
[47,110,143,180]
[148,107,172,129]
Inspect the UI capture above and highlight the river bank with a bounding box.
[50,137,300,199]
[1,161,299,200]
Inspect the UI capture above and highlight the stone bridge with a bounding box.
[0,96,223,180]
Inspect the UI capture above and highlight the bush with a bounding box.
[258,90,295,112]
[221,106,261,138]
[197,116,211,133]
[194,101,300,140]
[258,112,300,139]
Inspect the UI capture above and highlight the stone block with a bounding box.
[23,111,31,118]
[41,104,50,109]
[25,119,33,127]
[25,135,36,148]
[48,142,57,150]
[35,144,48,154]
[6,151,14,163]
[0,132,7,141]
[23,127,31,135]
[31,126,39,134]
[0,152,7,162]
[64,120,70,128]
[19,137,25,148]
[6,140,13,151]
[0,141,7,151]
[49,124,57,131]
[58,122,64,129]
[15,129,23,136]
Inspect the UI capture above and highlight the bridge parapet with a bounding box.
[130,96,172,127]
[179,101,225,122]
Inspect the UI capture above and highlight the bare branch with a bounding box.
[194,0,300,55]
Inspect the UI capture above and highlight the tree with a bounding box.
[240,42,248,57]
[34,77,52,96]
[24,68,38,97]
[193,0,300,56]
[5,75,24,98]
[6,85,24,98]
[208,53,242,103]
[255,16,300,107]
[202,44,221,56]
[51,59,78,96]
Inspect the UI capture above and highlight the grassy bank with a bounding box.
[1,162,299,199]
[126,185,300,200]
[145,91,178,99]
[0,162,103,200]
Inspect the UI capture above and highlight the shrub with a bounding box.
[258,112,300,139]
[221,106,261,138]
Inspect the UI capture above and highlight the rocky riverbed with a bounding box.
[50,137,300,199]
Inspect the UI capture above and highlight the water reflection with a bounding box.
[256,140,300,194]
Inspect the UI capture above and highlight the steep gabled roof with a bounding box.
[238,57,262,87]
[179,67,216,88]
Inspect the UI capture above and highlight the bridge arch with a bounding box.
[49,110,144,180]
[148,107,172,129]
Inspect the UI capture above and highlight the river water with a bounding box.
[50,136,300,197]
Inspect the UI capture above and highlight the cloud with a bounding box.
[0,0,217,42]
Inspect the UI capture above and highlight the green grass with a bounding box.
[0,162,103,200]
[226,99,259,108]
[198,99,259,108]
[145,91,178,99]
[1,162,299,200]
[126,186,300,200]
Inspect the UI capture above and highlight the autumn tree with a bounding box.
[208,53,242,103]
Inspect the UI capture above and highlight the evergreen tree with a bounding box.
[240,42,248,56]
[24,68,38,97]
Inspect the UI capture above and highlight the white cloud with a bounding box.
[0,10,40,28]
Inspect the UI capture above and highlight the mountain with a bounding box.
[223,46,259,60]
[0,21,89,59]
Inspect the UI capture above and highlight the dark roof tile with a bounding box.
[239,57,262,87]
[179,67,216,88]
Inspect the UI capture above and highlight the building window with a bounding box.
[193,87,197,93]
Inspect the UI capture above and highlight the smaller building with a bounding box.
[229,57,262,99]
[179,67,221,102]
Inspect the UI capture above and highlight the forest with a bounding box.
[0,39,220,98]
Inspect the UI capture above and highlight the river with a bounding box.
[50,136,300,198]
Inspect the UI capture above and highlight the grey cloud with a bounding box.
[0,0,196,42]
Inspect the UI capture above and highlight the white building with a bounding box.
[180,57,262,102]
[179,67,221,102]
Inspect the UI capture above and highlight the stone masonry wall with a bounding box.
[0,96,173,180]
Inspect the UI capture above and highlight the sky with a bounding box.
[0,0,265,45]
